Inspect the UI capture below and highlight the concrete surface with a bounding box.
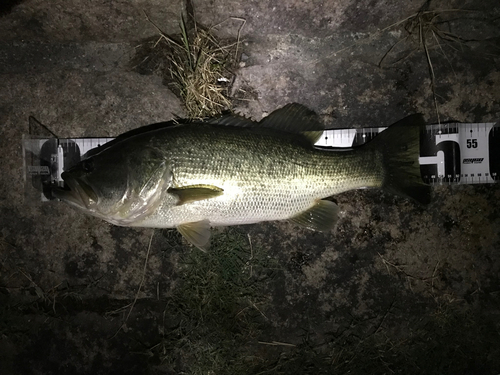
[1,0,499,374]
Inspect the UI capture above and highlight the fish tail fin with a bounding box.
[365,114,431,204]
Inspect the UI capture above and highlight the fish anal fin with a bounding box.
[259,103,324,135]
[177,220,211,251]
[290,200,340,232]
[168,185,224,205]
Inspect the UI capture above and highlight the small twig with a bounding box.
[378,35,410,67]
[252,301,268,321]
[431,260,440,293]
[247,233,253,278]
[18,268,46,300]
[378,253,440,292]
[143,10,182,47]
[233,17,246,62]
[211,16,246,62]
[419,16,441,124]
[258,341,296,347]
[432,30,457,78]
[110,230,155,339]
[105,303,133,317]
[373,300,395,335]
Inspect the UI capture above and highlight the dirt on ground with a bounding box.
[1,0,499,374]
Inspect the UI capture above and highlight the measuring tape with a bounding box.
[317,122,499,185]
[23,137,114,201]
[23,122,499,201]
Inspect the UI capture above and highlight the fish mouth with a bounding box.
[52,173,98,210]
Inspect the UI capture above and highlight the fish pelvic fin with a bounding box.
[365,114,431,204]
[290,200,340,231]
[177,220,211,251]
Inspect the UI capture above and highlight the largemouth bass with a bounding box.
[52,103,430,249]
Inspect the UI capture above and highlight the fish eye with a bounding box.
[81,158,94,173]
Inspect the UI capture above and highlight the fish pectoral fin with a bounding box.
[177,220,211,251]
[290,200,340,232]
[259,103,324,135]
[168,185,224,205]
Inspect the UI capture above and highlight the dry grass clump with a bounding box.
[143,14,242,119]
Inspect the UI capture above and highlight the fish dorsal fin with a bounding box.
[289,200,340,232]
[168,185,224,205]
[206,113,257,127]
[177,220,211,251]
[259,103,324,135]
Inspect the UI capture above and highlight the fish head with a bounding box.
[53,145,170,225]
